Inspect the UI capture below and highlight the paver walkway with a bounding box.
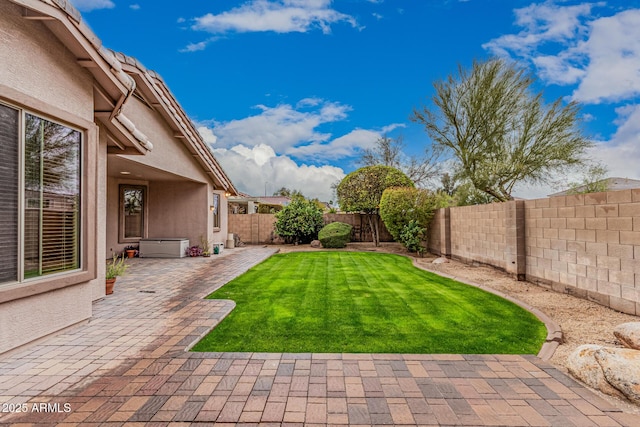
[1,246,639,426]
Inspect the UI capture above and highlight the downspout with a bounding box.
[98,47,153,151]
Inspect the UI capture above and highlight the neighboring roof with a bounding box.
[227,195,292,205]
[549,177,640,197]
[257,196,292,206]
[10,0,238,195]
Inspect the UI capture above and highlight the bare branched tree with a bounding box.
[359,135,441,188]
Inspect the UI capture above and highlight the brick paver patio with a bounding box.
[1,246,639,426]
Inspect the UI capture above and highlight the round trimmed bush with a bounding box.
[318,222,353,248]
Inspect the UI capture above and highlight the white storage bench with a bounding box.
[139,238,189,258]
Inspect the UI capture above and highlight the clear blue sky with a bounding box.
[73,0,640,201]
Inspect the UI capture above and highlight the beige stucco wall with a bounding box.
[105,97,229,256]
[0,3,96,353]
[120,97,211,182]
[93,129,108,301]
[0,283,92,354]
[147,180,209,245]
[0,2,94,122]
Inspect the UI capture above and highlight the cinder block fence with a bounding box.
[428,189,640,315]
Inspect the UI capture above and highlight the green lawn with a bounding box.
[192,252,547,354]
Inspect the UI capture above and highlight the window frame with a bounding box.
[118,184,147,243]
[0,87,96,304]
[212,192,221,230]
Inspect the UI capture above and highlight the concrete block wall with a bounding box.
[428,189,640,315]
[448,202,512,272]
[228,214,277,244]
[229,213,393,245]
[524,189,640,315]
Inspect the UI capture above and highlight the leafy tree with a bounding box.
[274,196,324,244]
[439,172,457,196]
[452,181,497,206]
[567,164,609,195]
[336,165,413,246]
[379,187,441,244]
[273,187,303,198]
[359,135,440,187]
[412,58,592,202]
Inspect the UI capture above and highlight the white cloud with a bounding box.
[593,104,640,179]
[288,123,404,159]
[571,9,640,103]
[197,126,217,145]
[70,0,115,11]
[484,2,640,104]
[130,4,140,11]
[214,144,345,201]
[483,1,596,57]
[191,0,358,35]
[208,100,351,153]
[203,99,403,161]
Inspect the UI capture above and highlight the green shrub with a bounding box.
[399,220,426,253]
[274,196,324,244]
[318,222,353,248]
[379,187,440,243]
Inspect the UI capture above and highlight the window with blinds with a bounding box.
[0,104,82,285]
[23,114,81,278]
[0,104,19,284]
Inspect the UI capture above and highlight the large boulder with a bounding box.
[614,322,640,350]
[595,347,640,404]
[566,345,625,398]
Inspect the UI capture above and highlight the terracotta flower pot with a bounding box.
[105,278,116,295]
[125,250,135,258]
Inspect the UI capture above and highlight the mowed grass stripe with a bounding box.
[192,252,546,354]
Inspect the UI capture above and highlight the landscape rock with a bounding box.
[310,240,322,248]
[595,347,640,403]
[432,257,450,264]
[613,322,640,350]
[566,345,624,398]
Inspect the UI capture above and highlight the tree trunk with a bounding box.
[367,213,380,247]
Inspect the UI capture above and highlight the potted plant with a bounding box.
[200,235,211,257]
[186,245,203,257]
[105,254,128,295]
[124,244,138,258]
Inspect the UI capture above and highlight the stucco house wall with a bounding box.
[0,1,99,353]
[0,1,94,122]
[0,0,237,354]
